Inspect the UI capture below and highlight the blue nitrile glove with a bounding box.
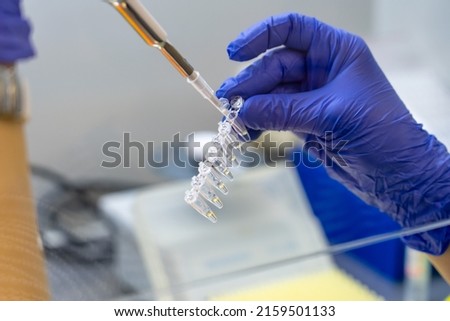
[0,0,34,62]
[216,13,450,255]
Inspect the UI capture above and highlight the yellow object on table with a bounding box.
[212,268,382,301]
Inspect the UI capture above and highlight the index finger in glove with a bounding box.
[217,48,306,99]
[227,13,335,61]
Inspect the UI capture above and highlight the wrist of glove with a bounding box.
[0,0,34,62]
[336,131,450,255]
[217,12,450,255]
[378,136,450,255]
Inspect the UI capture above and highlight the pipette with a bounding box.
[107,0,229,116]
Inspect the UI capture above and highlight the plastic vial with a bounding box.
[184,190,218,223]
[227,109,250,142]
[184,97,251,222]
[191,176,223,209]
[207,154,235,180]
[198,162,229,194]
[230,96,244,109]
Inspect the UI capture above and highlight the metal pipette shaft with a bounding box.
[108,0,228,116]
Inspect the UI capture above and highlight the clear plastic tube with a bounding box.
[191,176,224,209]
[212,139,238,169]
[185,97,248,221]
[200,185,223,209]
[206,143,235,179]
[219,96,250,141]
[226,109,251,142]
[198,162,229,195]
[229,96,244,110]
[184,190,217,223]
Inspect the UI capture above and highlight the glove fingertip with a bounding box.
[216,77,240,99]
[226,41,245,61]
[238,96,268,131]
[215,89,225,99]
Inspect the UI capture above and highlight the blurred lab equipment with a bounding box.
[111,165,351,300]
[403,248,432,300]
[104,163,443,299]
[31,165,150,299]
[294,154,406,281]
[99,164,450,300]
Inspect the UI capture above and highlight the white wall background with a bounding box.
[374,0,450,85]
[21,0,375,183]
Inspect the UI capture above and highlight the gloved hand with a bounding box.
[216,13,450,255]
[0,0,34,62]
